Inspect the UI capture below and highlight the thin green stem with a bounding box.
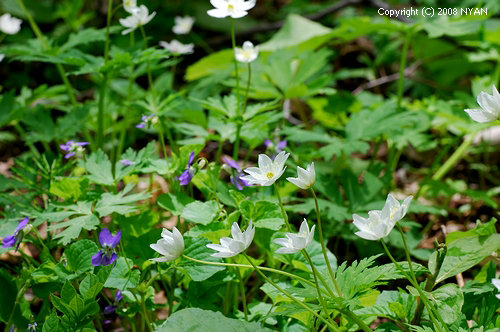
[234,264,248,320]
[230,18,242,160]
[396,224,415,279]
[242,63,252,112]
[242,254,339,331]
[274,183,291,232]
[397,30,411,109]
[381,240,446,332]
[15,0,77,106]
[418,130,479,198]
[5,283,27,332]
[311,188,342,297]
[339,309,372,332]
[302,250,336,328]
[104,0,113,63]
[139,25,154,97]
[182,255,323,292]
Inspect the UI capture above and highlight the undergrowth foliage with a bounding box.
[0,0,499,331]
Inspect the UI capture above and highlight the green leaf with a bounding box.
[436,232,500,283]
[49,177,89,201]
[0,269,29,326]
[44,201,100,245]
[79,274,104,300]
[83,149,114,186]
[156,308,274,332]
[65,240,98,276]
[181,200,219,225]
[95,183,150,217]
[104,257,140,290]
[42,312,64,332]
[60,28,106,51]
[259,14,332,52]
[431,284,464,324]
[157,192,194,216]
[179,237,225,282]
[186,49,233,81]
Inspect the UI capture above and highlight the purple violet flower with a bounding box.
[120,159,136,166]
[3,217,30,250]
[178,152,196,186]
[92,229,122,267]
[223,156,250,190]
[60,140,89,159]
[104,290,123,314]
[27,322,37,332]
[136,115,158,129]
[264,139,287,153]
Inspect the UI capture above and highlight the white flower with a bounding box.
[465,85,500,123]
[274,219,315,254]
[206,221,255,258]
[207,0,256,19]
[172,16,194,35]
[242,151,289,186]
[150,227,184,262]
[493,278,500,300]
[0,14,22,35]
[159,40,194,55]
[123,0,137,13]
[119,5,156,35]
[287,162,315,190]
[352,194,413,241]
[235,41,258,63]
[0,54,4,62]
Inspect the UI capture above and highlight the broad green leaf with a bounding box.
[157,192,194,215]
[436,232,500,283]
[42,312,64,332]
[65,240,98,276]
[431,284,464,324]
[83,150,114,186]
[186,49,233,81]
[179,237,225,282]
[0,269,29,326]
[60,28,106,51]
[79,274,104,300]
[181,200,219,225]
[44,201,99,245]
[156,308,274,332]
[104,257,140,290]
[95,183,150,217]
[259,14,331,52]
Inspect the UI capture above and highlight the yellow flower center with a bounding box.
[228,4,235,11]
[390,207,398,220]
[266,172,274,179]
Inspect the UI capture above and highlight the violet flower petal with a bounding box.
[3,235,16,248]
[92,251,104,266]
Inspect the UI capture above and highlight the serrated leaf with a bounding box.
[65,240,98,276]
[157,192,194,215]
[84,149,114,185]
[104,257,140,290]
[95,183,150,217]
[157,308,274,332]
[45,201,99,245]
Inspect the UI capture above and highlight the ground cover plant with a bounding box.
[0,0,500,331]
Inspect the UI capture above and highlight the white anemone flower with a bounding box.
[119,5,156,35]
[160,40,194,55]
[0,14,22,35]
[235,41,258,63]
[150,227,184,262]
[172,16,194,35]
[123,0,138,13]
[207,0,256,19]
[465,85,500,123]
[274,219,315,254]
[287,162,316,190]
[242,151,289,186]
[492,278,500,299]
[206,221,255,258]
[352,194,413,241]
